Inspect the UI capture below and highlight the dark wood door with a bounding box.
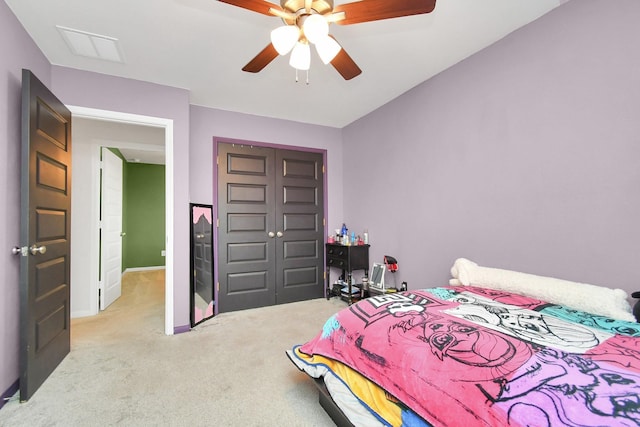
[274,148,324,304]
[218,143,276,312]
[19,69,72,401]
[217,142,324,312]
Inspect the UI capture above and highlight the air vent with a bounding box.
[57,25,124,63]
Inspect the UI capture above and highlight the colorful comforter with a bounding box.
[288,286,640,427]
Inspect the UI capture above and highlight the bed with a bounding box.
[287,259,640,426]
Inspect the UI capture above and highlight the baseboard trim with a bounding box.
[174,324,191,334]
[1,379,19,410]
[123,266,166,274]
[71,309,97,319]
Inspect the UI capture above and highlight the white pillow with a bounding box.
[449,258,635,322]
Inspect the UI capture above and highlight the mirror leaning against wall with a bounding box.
[190,203,214,326]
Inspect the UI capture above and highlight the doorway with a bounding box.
[68,106,175,335]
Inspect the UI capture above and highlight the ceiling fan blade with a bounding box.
[334,0,436,25]
[218,0,283,16]
[330,42,362,80]
[325,11,346,24]
[242,43,279,73]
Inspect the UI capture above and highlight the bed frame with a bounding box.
[314,378,354,427]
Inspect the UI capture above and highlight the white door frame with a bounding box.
[69,105,175,336]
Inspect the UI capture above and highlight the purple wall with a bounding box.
[343,0,640,300]
[50,67,192,330]
[0,1,52,402]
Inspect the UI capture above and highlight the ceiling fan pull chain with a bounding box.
[306,70,309,85]
[295,68,299,83]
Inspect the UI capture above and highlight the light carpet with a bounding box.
[0,270,345,426]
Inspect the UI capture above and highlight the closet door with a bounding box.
[275,148,324,304]
[218,143,276,313]
[217,142,324,312]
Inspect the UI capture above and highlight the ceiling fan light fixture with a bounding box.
[270,25,300,55]
[302,14,328,44]
[230,0,438,80]
[289,41,311,70]
[315,35,341,64]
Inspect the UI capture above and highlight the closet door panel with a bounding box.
[275,149,324,304]
[218,144,276,312]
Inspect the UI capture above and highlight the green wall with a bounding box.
[123,162,166,269]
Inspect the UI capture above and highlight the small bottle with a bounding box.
[363,230,369,245]
[351,231,356,245]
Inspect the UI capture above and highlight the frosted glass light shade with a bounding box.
[289,41,311,70]
[315,36,341,64]
[270,25,299,55]
[303,14,328,44]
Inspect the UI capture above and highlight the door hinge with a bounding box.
[323,218,326,227]
[216,155,219,165]
[216,282,220,292]
[322,164,325,174]
[216,218,219,228]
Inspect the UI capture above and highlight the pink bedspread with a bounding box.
[297,286,640,426]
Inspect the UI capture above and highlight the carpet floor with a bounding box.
[0,270,345,426]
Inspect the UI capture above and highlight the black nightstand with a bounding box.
[325,243,369,304]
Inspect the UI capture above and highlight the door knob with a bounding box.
[29,245,47,255]
[268,232,275,238]
[276,231,283,238]
[12,246,21,255]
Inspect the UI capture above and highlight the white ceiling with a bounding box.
[6,0,562,128]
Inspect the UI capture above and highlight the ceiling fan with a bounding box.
[219,0,437,80]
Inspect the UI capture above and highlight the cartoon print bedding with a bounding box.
[287,286,640,427]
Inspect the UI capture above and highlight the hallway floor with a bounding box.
[71,268,166,349]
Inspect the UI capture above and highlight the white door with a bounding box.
[100,148,123,309]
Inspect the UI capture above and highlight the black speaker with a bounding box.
[632,291,640,323]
